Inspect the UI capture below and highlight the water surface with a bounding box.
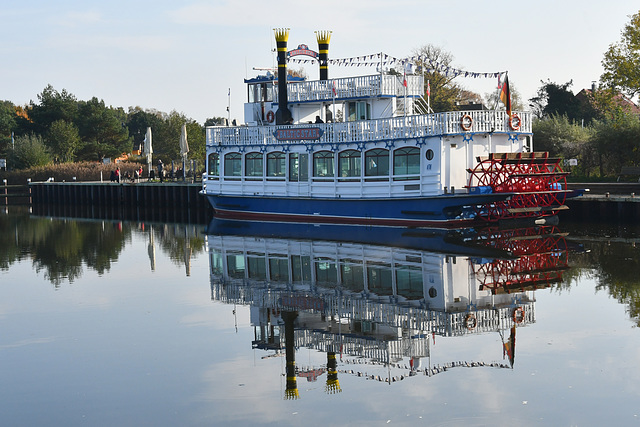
[1,209,639,426]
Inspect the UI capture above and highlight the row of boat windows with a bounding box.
[211,252,427,299]
[208,147,433,179]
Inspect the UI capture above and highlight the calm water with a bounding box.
[1,208,640,426]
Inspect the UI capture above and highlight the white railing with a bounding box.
[277,74,424,103]
[206,110,532,147]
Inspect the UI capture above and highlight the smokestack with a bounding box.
[274,28,292,125]
[316,30,332,81]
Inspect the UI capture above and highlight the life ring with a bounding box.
[512,307,525,324]
[266,110,275,123]
[460,114,473,131]
[509,113,521,130]
[465,314,477,330]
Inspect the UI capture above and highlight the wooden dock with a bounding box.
[27,181,214,224]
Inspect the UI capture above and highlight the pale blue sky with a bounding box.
[1,1,637,124]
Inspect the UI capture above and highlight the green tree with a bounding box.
[589,110,640,177]
[601,10,640,99]
[412,44,463,112]
[529,80,582,120]
[0,100,17,156]
[533,115,594,176]
[204,117,227,127]
[28,85,78,134]
[9,133,52,169]
[48,120,82,162]
[75,98,131,161]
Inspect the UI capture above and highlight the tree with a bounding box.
[601,10,640,99]
[9,133,52,169]
[533,115,593,175]
[412,44,463,112]
[75,98,131,161]
[529,80,582,120]
[204,117,227,127]
[48,120,82,162]
[28,85,78,134]
[590,110,640,176]
[0,100,16,156]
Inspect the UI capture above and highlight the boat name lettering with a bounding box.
[274,127,324,141]
[287,44,318,59]
[279,295,325,311]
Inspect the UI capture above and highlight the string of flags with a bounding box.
[287,52,504,79]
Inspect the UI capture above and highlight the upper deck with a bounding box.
[276,74,424,104]
[206,109,532,147]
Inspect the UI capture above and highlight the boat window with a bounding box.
[367,264,393,296]
[338,149,361,177]
[396,266,423,300]
[393,147,420,175]
[247,256,267,280]
[425,149,434,161]
[245,152,263,177]
[226,253,245,278]
[291,255,311,283]
[341,263,364,292]
[267,151,286,177]
[348,101,370,121]
[365,148,389,177]
[313,151,334,178]
[269,258,289,282]
[208,153,219,176]
[224,152,242,177]
[289,153,309,182]
[210,249,223,276]
[315,260,337,286]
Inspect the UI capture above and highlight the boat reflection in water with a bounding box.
[206,220,574,399]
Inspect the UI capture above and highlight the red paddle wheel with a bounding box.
[467,152,569,222]
[472,226,570,295]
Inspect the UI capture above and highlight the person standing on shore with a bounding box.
[157,160,164,183]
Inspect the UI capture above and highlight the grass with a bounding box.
[0,161,146,185]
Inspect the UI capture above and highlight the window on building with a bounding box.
[365,148,389,177]
[313,151,334,178]
[393,147,420,177]
[208,153,219,176]
[224,152,242,177]
[267,151,286,177]
[245,152,263,177]
[338,149,361,178]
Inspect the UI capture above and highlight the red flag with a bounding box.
[403,70,407,88]
[500,74,512,117]
[427,80,431,97]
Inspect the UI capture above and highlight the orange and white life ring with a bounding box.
[512,307,525,324]
[509,113,521,130]
[465,313,477,330]
[460,114,473,131]
[266,110,275,123]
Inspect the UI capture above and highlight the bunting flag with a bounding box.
[286,51,503,79]
[499,74,512,116]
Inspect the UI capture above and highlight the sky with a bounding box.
[1,1,638,125]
